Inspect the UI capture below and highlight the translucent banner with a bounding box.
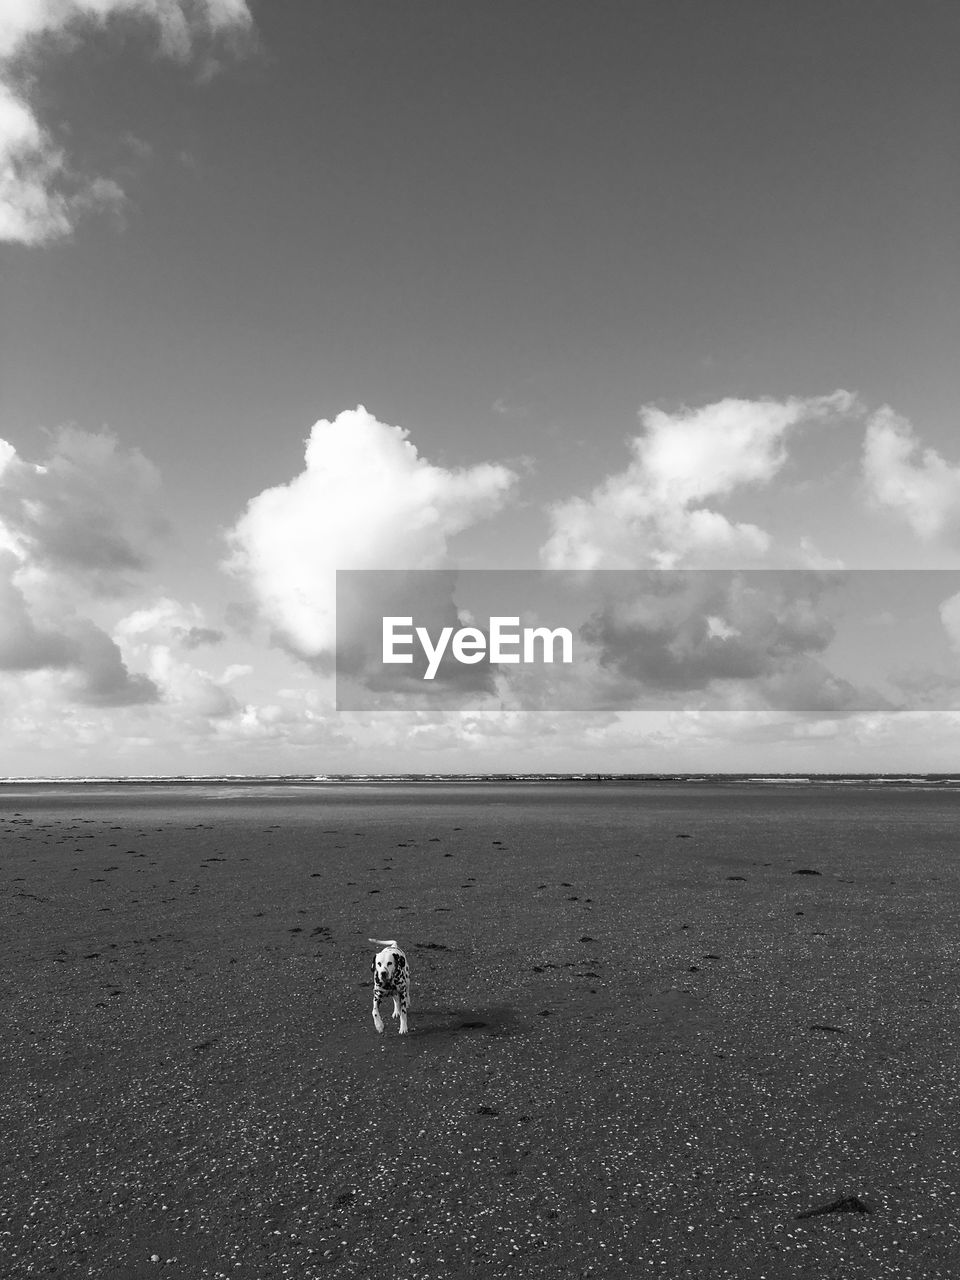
[334,570,960,713]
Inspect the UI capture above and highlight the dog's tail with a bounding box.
[368,938,398,948]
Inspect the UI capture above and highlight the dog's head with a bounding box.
[372,945,405,987]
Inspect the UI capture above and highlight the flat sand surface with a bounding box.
[2,780,960,1278]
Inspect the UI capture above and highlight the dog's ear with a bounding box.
[395,952,405,970]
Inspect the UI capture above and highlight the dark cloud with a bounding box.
[67,622,161,706]
[0,553,159,704]
[0,427,167,588]
[580,571,840,693]
[0,0,254,246]
[886,666,960,711]
[756,657,893,714]
[179,625,225,649]
[0,554,74,671]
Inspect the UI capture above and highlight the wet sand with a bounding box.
[2,781,959,1278]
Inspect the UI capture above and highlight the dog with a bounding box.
[369,938,410,1035]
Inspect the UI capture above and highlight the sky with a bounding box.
[1,0,960,775]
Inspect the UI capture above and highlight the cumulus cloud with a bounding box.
[0,81,76,243]
[115,596,236,718]
[115,597,224,648]
[0,428,168,705]
[0,552,74,670]
[66,619,160,705]
[0,552,159,704]
[0,0,252,244]
[862,408,960,542]
[0,0,251,61]
[798,535,845,570]
[580,572,840,691]
[0,426,166,589]
[141,645,237,718]
[542,391,857,569]
[225,406,518,664]
[571,570,886,713]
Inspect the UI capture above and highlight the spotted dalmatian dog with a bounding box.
[369,938,410,1035]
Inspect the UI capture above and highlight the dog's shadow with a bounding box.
[406,1005,522,1039]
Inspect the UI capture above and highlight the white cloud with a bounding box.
[0,428,168,705]
[65,618,159,705]
[541,391,857,569]
[0,426,166,588]
[221,662,252,683]
[115,595,235,718]
[115,597,223,647]
[576,572,854,707]
[225,406,518,663]
[0,81,73,244]
[141,643,236,718]
[0,552,73,671]
[798,535,845,570]
[0,0,252,244]
[0,552,159,703]
[0,0,252,62]
[862,408,960,542]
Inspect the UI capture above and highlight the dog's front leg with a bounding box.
[372,986,385,1034]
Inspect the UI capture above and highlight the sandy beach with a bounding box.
[2,780,959,1278]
